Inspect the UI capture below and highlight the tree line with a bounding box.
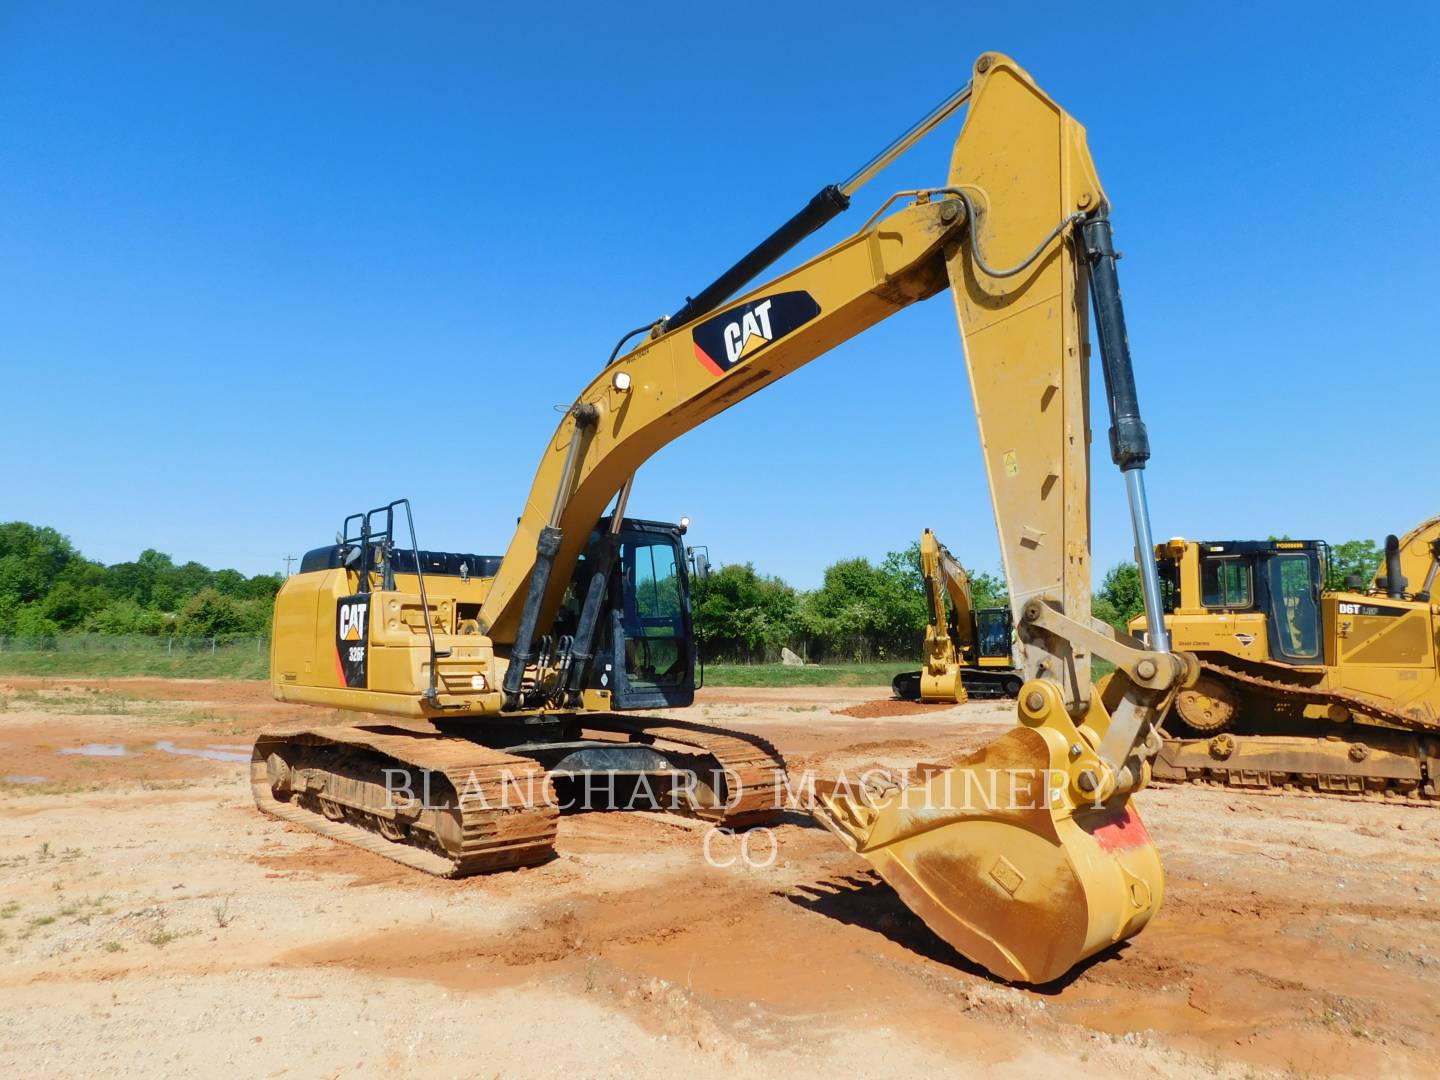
[0,522,281,639]
[691,542,1146,663]
[1,520,1390,658]
[689,537,1389,663]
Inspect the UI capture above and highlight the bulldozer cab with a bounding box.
[1158,541,1326,665]
[584,518,697,710]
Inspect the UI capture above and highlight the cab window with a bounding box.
[975,610,1012,659]
[620,539,686,689]
[1201,557,1253,609]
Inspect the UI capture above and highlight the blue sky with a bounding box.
[1,3,1436,587]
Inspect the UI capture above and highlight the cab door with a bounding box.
[602,524,696,710]
[1261,553,1323,664]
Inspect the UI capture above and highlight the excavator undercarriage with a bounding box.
[253,713,786,876]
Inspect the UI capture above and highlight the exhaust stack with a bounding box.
[1383,534,1407,599]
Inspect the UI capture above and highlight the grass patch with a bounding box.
[101,940,125,953]
[703,659,1114,690]
[0,651,266,679]
[702,662,914,688]
[0,780,105,799]
[0,688,226,728]
[144,928,180,948]
[5,688,141,715]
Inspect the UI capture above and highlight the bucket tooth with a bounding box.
[811,725,1163,984]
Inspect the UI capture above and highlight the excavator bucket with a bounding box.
[810,724,1163,984]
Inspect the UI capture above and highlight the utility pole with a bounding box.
[283,555,297,577]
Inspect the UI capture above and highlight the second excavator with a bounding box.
[891,528,1022,703]
[254,52,1194,985]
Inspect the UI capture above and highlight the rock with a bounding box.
[780,648,805,667]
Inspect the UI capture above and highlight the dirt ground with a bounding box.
[1,678,1436,1078]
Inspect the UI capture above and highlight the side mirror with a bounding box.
[342,545,361,568]
[687,546,710,583]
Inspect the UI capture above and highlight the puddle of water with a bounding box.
[59,744,129,757]
[154,740,249,763]
[3,775,48,785]
[208,744,252,752]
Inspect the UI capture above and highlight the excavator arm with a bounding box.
[470,53,1195,984]
[914,528,977,703]
[1376,515,1440,601]
[929,531,978,662]
[483,52,1186,752]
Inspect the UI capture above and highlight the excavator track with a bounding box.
[251,716,788,878]
[1154,659,1440,801]
[578,715,788,827]
[251,724,560,878]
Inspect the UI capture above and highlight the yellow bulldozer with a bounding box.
[255,52,1197,984]
[891,528,1021,703]
[1128,519,1440,800]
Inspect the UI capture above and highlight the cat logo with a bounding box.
[335,598,369,688]
[691,291,821,376]
[339,600,368,641]
[722,299,775,364]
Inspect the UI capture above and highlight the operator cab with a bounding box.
[563,517,697,710]
[974,607,1014,663]
[1158,540,1326,665]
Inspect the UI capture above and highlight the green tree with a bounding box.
[1094,562,1144,630]
[0,521,277,640]
[798,555,925,660]
[40,580,108,630]
[968,569,1008,610]
[176,589,249,638]
[12,603,61,640]
[1326,538,1383,591]
[242,573,283,601]
[84,599,172,636]
[691,563,799,661]
[0,522,80,603]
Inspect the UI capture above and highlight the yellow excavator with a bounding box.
[255,52,1195,984]
[892,528,1021,703]
[1129,521,1440,800]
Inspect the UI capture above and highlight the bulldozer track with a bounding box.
[1153,660,1440,802]
[251,715,789,878]
[1196,659,1438,732]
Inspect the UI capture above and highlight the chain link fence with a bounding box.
[0,633,269,658]
[699,632,925,665]
[0,634,270,676]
